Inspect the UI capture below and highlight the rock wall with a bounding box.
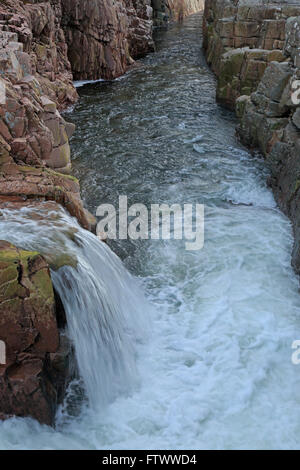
[152,0,205,27]
[203,1,300,271]
[61,0,206,79]
[0,0,95,425]
[61,0,155,80]
[237,15,300,273]
[0,0,95,232]
[203,0,300,108]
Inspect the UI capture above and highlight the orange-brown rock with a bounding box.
[0,146,95,231]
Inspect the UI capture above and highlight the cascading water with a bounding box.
[0,203,149,408]
[1,13,300,449]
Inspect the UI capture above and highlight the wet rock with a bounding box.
[235,25,300,273]
[235,94,250,119]
[217,48,285,108]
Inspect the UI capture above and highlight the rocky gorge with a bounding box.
[1,0,300,439]
[0,0,299,448]
[0,0,204,425]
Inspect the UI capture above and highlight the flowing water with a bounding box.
[0,204,149,409]
[1,13,300,449]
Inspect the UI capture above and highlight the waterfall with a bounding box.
[0,202,150,408]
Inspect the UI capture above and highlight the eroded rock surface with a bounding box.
[237,15,300,272]
[0,0,94,425]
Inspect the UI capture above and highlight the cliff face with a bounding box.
[61,0,204,81]
[0,0,205,425]
[0,0,163,230]
[203,1,300,271]
[0,0,95,425]
[61,0,155,80]
[152,0,205,27]
[237,16,300,273]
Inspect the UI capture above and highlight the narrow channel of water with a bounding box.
[1,13,300,449]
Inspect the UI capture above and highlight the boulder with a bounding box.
[0,240,71,425]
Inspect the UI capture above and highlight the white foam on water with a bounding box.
[74,79,105,88]
[0,170,300,449]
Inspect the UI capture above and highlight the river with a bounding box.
[1,12,300,450]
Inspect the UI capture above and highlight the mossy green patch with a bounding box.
[47,253,78,271]
[0,265,18,285]
[31,268,54,300]
[49,170,78,184]
[294,179,300,194]
[0,278,26,302]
